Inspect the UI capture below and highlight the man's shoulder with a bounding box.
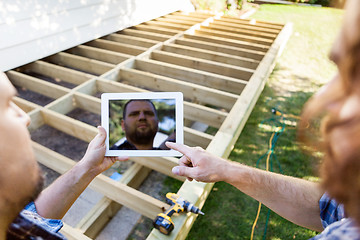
[311,218,360,240]
[110,140,137,150]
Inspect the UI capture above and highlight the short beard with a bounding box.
[131,128,157,145]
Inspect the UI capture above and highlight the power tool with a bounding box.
[153,193,205,235]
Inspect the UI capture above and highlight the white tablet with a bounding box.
[101,92,183,157]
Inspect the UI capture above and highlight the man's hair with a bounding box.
[122,99,157,120]
[298,0,360,226]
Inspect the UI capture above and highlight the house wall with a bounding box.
[0,0,194,71]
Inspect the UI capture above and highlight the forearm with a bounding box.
[224,161,324,231]
[34,161,96,219]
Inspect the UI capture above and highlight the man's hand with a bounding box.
[165,142,228,183]
[80,126,128,177]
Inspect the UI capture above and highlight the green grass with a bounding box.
[167,4,343,240]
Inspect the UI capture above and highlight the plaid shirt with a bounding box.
[7,202,65,240]
[310,193,360,240]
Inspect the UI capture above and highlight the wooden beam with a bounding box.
[67,45,130,64]
[154,17,199,26]
[45,94,75,115]
[103,33,159,48]
[195,28,273,46]
[32,141,170,219]
[120,29,170,42]
[219,16,283,30]
[210,21,280,34]
[41,109,97,143]
[151,50,254,80]
[24,61,95,85]
[204,24,277,39]
[46,52,115,76]
[13,96,40,113]
[60,224,92,240]
[163,14,208,22]
[135,59,247,94]
[162,43,260,69]
[85,39,146,56]
[184,34,269,52]
[132,25,180,36]
[120,68,238,110]
[131,157,185,182]
[7,70,70,99]
[144,20,190,31]
[74,92,101,115]
[184,126,213,148]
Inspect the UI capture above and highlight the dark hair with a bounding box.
[122,99,157,120]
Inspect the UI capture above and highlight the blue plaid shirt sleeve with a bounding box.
[23,201,64,232]
[319,193,345,229]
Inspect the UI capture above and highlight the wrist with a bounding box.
[74,160,99,182]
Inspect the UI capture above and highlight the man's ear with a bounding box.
[121,119,125,131]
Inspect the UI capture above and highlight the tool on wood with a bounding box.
[153,192,204,235]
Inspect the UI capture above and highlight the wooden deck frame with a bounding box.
[6,10,291,240]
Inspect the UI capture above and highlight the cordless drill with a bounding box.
[153,193,205,235]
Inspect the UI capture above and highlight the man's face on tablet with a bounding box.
[121,100,159,149]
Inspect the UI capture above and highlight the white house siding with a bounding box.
[0,0,194,71]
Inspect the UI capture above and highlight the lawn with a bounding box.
[183,4,343,240]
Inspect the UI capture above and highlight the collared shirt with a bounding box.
[310,193,360,239]
[110,140,161,150]
[7,202,65,240]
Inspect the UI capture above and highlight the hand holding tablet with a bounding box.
[101,92,183,157]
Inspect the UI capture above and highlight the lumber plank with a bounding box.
[74,92,102,115]
[120,68,238,110]
[103,33,159,48]
[32,141,170,219]
[119,29,170,42]
[45,94,75,115]
[151,50,254,80]
[132,24,180,36]
[162,43,260,69]
[175,38,265,61]
[204,24,277,39]
[154,17,199,26]
[210,21,280,34]
[41,109,97,143]
[144,20,190,31]
[46,52,115,76]
[85,39,146,56]
[184,34,269,52]
[131,157,185,182]
[184,126,213,148]
[163,14,208,22]
[60,224,92,240]
[24,61,95,85]
[219,16,283,29]
[195,28,273,46]
[13,96,40,113]
[6,70,70,99]
[27,109,44,133]
[67,45,130,64]
[135,59,247,94]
